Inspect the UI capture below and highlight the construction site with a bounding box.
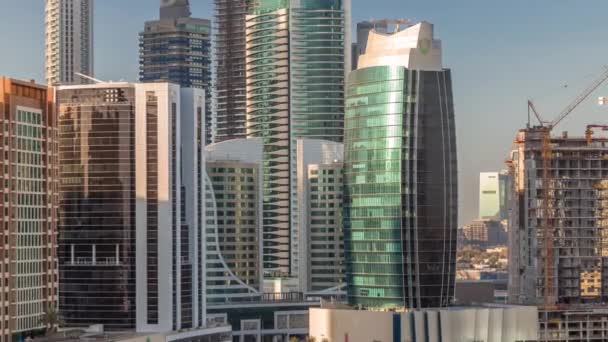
[506,68,608,341]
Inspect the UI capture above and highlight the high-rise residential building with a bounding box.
[245,0,351,276]
[343,21,458,310]
[479,171,509,220]
[214,0,248,142]
[295,140,345,293]
[57,82,207,332]
[204,138,264,306]
[140,0,213,144]
[44,0,94,85]
[204,138,345,305]
[0,78,59,342]
[507,129,608,306]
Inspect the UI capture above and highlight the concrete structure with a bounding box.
[454,281,496,305]
[45,0,94,85]
[140,0,212,144]
[48,325,232,342]
[213,0,248,142]
[461,219,507,247]
[344,21,457,310]
[507,129,608,306]
[479,171,509,220]
[295,140,345,293]
[57,82,206,332]
[540,307,608,341]
[309,305,539,342]
[0,78,59,342]
[206,293,343,342]
[245,0,351,276]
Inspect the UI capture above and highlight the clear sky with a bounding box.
[1,0,608,225]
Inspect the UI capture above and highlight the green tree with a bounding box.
[39,306,63,336]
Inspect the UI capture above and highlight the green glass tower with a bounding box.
[344,21,457,309]
[245,0,351,276]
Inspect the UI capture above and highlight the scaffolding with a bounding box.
[508,131,608,306]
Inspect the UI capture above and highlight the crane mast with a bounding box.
[527,67,608,308]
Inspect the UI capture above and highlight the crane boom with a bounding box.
[526,66,608,309]
[551,67,608,128]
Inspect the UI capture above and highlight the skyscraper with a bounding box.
[295,140,345,292]
[204,138,264,305]
[214,0,248,142]
[245,0,351,276]
[343,21,458,310]
[57,82,206,332]
[140,0,212,144]
[44,0,94,85]
[479,171,509,220]
[0,78,59,342]
[507,129,608,306]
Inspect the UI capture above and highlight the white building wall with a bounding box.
[309,307,539,342]
[45,0,94,85]
[135,83,178,333]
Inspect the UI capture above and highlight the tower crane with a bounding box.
[527,67,608,309]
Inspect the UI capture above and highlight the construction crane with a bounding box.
[528,67,608,309]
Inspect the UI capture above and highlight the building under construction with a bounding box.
[507,128,608,305]
[507,128,608,340]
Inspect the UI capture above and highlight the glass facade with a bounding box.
[344,65,457,309]
[140,16,212,144]
[58,86,137,329]
[214,0,248,142]
[307,164,345,291]
[245,0,349,276]
[246,1,291,274]
[205,161,261,305]
[291,0,346,141]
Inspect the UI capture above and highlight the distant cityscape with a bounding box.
[1,0,608,342]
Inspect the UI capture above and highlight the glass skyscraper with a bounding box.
[57,82,207,331]
[245,0,351,276]
[343,21,457,309]
[214,0,248,142]
[139,0,212,144]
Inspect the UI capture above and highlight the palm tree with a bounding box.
[39,306,63,336]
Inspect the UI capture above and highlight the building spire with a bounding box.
[160,0,191,19]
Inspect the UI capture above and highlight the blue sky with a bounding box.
[1,0,608,225]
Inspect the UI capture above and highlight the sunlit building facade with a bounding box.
[44,0,94,85]
[344,21,458,309]
[0,78,59,342]
[245,0,351,277]
[479,171,509,220]
[57,82,207,332]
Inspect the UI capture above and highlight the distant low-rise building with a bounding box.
[461,219,507,247]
